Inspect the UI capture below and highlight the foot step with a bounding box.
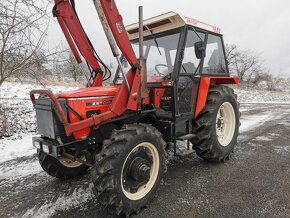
[177,134,195,141]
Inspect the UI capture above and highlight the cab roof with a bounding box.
[126,11,223,40]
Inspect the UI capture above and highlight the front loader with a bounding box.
[30,0,240,216]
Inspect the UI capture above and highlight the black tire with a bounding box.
[191,85,240,162]
[91,124,166,217]
[38,151,89,179]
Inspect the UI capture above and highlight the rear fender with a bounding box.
[195,77,239,117]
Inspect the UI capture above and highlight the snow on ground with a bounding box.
[0,134,37,164]
[0,82,79,137]
[0,133,42,184]
[234,86,290,103]
[0,158,42,182]
[254,136,273,141]
[22,186,94,218]
[0,81,79,99]
[239,112,274,133]
[273,145,290,155]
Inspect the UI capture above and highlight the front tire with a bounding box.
[191,85,240,162]
[91,124,166,217]
[38,151,89,179]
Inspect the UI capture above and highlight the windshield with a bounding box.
[114,32,180,83]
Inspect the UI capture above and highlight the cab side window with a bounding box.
[181,30,205,74]
[203,34,227,74]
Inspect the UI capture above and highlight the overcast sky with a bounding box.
[48,0,290,77]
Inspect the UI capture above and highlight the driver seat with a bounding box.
[182,62,196,74]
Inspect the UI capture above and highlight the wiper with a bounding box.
[150,30,162,55]
[182,65,188,74]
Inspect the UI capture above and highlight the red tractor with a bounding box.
[30,0,240,216]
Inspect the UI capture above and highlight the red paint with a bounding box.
[154,88,165,108]
[54,0,103,87]
[195,77,239,117]
[57,86,119,98]
[67,96,114,139]
[100,0,138,66]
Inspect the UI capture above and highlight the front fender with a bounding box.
[195,77,239,117]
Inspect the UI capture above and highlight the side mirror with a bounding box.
[194,41,206,59]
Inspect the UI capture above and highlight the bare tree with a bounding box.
[0,0,55,86]
[67,52,83,82]
[51,50,87,83]
[225,44,265,82]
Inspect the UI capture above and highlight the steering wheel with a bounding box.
[155,64,169,76]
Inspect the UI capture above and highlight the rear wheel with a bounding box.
[192,85,240,162]
[91,124,166,217]
[38,151,89,179]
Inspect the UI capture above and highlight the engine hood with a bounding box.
[57,85,119,99]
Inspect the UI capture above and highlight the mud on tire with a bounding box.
[191,85,240,162]
[91,124,166,217]
[38,151,89,179]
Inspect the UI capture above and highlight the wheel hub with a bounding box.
[123,149,153,193]
[130,157,151,181]
[216,102,236,147]
[216,118,223,128]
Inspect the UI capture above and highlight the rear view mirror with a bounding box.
[194,41,206,59]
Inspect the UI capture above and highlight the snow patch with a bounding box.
[240,113,274,133]
[167,141,194,159]
[0,81,78,100]
[0,159,42,182]
[22,186,94,218]
[235,86,290,103]
[0,134,37,164]
[273,145,290,154]
[254,136,273,141]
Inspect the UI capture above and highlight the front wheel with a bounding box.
[191,85,240,162]
[91,124,166,217]
[38,151,89,179]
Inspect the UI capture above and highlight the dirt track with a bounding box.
[1,104,290,218]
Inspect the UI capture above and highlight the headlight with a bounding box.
[34,141,41,149]
[42,144,50,154]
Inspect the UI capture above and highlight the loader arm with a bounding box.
[53,0,105,87]
[33,0,142,135]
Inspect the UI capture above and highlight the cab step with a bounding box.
[177,134,195,141]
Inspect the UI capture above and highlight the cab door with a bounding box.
[176,29,206,115]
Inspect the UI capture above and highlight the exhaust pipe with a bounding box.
[139,6,148,102]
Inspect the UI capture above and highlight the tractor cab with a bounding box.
[114,12,229,119]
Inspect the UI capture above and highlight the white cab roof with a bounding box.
[126,11,223,40]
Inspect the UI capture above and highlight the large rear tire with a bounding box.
[38,151,89,179]
[191,85,240,162]
[91,124,166,217]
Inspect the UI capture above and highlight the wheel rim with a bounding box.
[121,142,160,201]
[59,155,86,168]
[216,102,236,147]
